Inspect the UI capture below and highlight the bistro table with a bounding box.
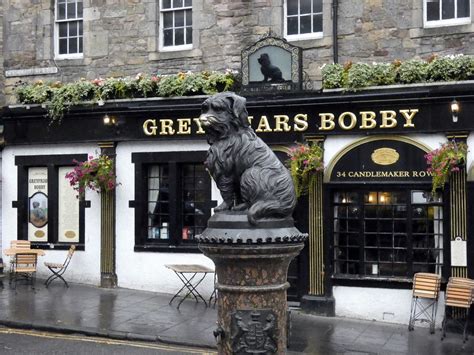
[165,264,214,309]
[4,248,45,257]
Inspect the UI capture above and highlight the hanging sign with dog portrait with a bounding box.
[28,167,48,241]
[241,33,302,93]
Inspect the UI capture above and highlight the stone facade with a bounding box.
[2,0,473,103]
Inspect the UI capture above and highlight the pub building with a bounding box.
[2,78,474,326]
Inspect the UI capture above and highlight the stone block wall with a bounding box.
[2,0,473,104]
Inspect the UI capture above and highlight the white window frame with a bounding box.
[423,0,471,28]
[284,0,323,42]
[54,0,84,60]
[159,0,193,52]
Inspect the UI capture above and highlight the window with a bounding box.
[55,0,83,58]
[285,0,323,41]
[132,152,215,252]
[333,189,445,279]
[15,155,87,250]
[424,0,471,27]
[160,0,193,51]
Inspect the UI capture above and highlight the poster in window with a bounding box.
[28,167,48,241]
[58,167,79,243]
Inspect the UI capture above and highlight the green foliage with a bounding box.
[14,70,238,123]
[287,143,324,198]
[322,54,474,90]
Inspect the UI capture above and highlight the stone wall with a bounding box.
[0,0,4,107]
[2,0,473,103]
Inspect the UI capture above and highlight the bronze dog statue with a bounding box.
[199,92,296,225]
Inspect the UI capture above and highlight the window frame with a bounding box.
[15,154,88,250]
[54,0,84,60]
[131,151,215,253]
[329,184,450,285]
[159,0,193,52]
[284,0,324,42]
[423,0,471,28]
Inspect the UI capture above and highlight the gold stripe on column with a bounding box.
[450,169,467,277]
[309,172,324,295]
[101,190,115,274]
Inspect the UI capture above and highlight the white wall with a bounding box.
[334,286,445,326]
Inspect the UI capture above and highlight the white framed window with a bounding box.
[159,0,193,52]
[55,0,83,59]
[424,0,471,28]
[284,0,323,41]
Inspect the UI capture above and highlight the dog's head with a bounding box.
[199,92,249,141]
[257,53,271,67]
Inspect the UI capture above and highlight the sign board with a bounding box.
[451,237,467,267]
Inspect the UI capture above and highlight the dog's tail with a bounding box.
[247,199,295,225]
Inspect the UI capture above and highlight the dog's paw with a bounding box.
[214,201,232,212]
[232,203,248,211]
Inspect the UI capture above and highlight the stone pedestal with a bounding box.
[198,212,307,355]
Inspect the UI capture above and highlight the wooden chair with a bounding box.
[408,272,442,334]
[44,245,76,288]
[441,277,474,343]
[8,240,31,273]
[10,253,37,290]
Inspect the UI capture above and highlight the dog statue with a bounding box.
[199,92,296,225]
[257,53,284,83]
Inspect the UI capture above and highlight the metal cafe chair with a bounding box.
[441,277,474,343]
[408,272,442,334]
[10,253,38,290]
[44,245,76,288]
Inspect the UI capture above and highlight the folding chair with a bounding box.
[10,253,37,290]
[441,277,474,343]
[44,245,76,288]
[408,272,442,334]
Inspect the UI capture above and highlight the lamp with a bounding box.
[103,114,117,126]
[451,99,460,123]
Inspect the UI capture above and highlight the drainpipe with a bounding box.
[332,0,339,63]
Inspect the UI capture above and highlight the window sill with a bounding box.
[134,244,201,253]
[149,48,202,61]
[411,22,474,38]
[32,243,84,251]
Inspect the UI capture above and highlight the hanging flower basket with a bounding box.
[287,143,324,198]
[65,155,118,198]
[425,141,467,193]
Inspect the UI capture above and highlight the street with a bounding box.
[0,328,217,355]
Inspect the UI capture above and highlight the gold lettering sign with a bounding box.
[371,148,400,166]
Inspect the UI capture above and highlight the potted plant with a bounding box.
[65,155,118,198]
[287,143,324,197]
[425,141,467,193]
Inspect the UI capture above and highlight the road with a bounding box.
[0,327,217,355]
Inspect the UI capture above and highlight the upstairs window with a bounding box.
[285,0,323,41]
[160,0,193,51]
[55,0,83,58]
[424,0,471,27]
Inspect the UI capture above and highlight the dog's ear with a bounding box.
[228,93,249,128]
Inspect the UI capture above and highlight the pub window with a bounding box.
[424,0,470,27]
[55,0,83,58]
[284,0,323,41]
[333,189,444,279]
[15,155,87,250]
[159,0,193,51]
[132,151,214,252]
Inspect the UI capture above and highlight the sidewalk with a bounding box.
[0,281,473,354]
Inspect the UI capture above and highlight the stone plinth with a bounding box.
[197,212,307,355]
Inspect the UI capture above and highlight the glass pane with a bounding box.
[175,28,184,45]
[442,0,455,19]
[79,37,83,53]
[79,21,83,35]
[365,234,377,247]
[313,14,323,32]
[175,10,185,26]
[77,1,83,17]
[287,17,298,35]
[163,12,173,28]
[185,0,192,6]
[173,0,183,8]
[300,15,311,34]
[301,0,311,14]
[58,3,66,20]
[69,37,78,53]
[163,29,173,46]
[427,0,440,21]
[394,235,406,248]
[348,248,359,260]
[365,220,377,232]
[380,235,393,247]
[186,9,192,25]
[347,234,358,246]
[365,249,377,262]
[287,0,298,15]
[313,0,323,12]
[59,38,68,54]
[69,21,77,36]
[67,2,76,19]
[59,22,68,37]
[380,249,392,262]
[162,0,171,9]
[394,205,407,218]
[458,0,470,17]
[186,27,192,44]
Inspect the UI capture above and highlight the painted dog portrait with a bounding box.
[199,92,296,225]
[257,53,284,83]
